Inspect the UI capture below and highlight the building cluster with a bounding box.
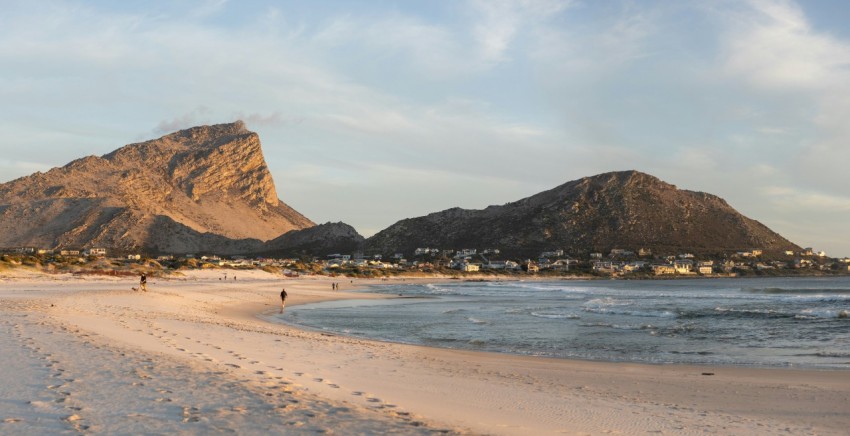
[3,244,849,276]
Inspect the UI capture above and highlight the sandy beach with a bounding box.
[1,270,848,435]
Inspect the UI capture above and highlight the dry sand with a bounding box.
[1,269,848,435]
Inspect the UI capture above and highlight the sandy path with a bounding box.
[2,270,849,435]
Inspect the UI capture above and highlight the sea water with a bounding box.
[281,276,850,368]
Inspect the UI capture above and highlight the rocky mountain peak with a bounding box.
[0,121,314,253]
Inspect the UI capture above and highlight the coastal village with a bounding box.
[3,245,849,277]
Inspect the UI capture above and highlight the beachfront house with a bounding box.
[550,259,571,272]
[592,261,616,274]
[652,264,676,275]
[674,260,694,274]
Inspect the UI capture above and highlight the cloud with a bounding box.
[719,0,850,89]
[153,107,213,135]
[760,185,850,211]
[232,112,304,128]
[468,0,573,64]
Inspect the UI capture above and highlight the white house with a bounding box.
[84,248,107,257]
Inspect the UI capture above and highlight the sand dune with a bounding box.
[1,270,848,434]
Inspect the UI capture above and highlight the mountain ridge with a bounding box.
[0,122,802,258]
[364,170,800,257]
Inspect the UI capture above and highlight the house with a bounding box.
[698,265,713,275]
[452,259,479,271]
[674,260,694,274]
[793,258,813,268]
[481,248,500,255]
[550,259,571,272]
[14,247,37,254]
[84,248,107,257]
[638,248,652,257]
[127,254,142,261]
[525,262,540,273]
[652,264,676,275]
[609,249,633,257]
[541,250,564,258]
[592,261,616,274]
[590,252,603,259]
[326,259,346,268]
[801,248,814,256]
[488,260,520,270]
[784,250,795,256]
[622,262,645,273]
[457,249,477,257]
[415,248,433,256]
[677,253,694,259]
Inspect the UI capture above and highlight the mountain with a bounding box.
[261,222,365,257]
[365,171,800,258]
[0,121,317,254]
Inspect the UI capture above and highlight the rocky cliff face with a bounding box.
[365,171,800,257]
[0,121,315,253]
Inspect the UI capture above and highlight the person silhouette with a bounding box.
[279,289,287,313]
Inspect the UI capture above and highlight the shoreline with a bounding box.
[2,271,849,434]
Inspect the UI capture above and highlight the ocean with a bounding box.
[281,276,850,368]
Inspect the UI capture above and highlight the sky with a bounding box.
[1,0,849,256]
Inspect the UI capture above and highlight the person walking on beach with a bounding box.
[280,289,287,313]
[139,273,147,292]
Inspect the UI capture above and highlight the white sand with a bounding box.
[2,270,849,434]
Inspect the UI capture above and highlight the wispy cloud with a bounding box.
[760,185,850,211]
[153,107,213,135]
[719,0,850,89]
